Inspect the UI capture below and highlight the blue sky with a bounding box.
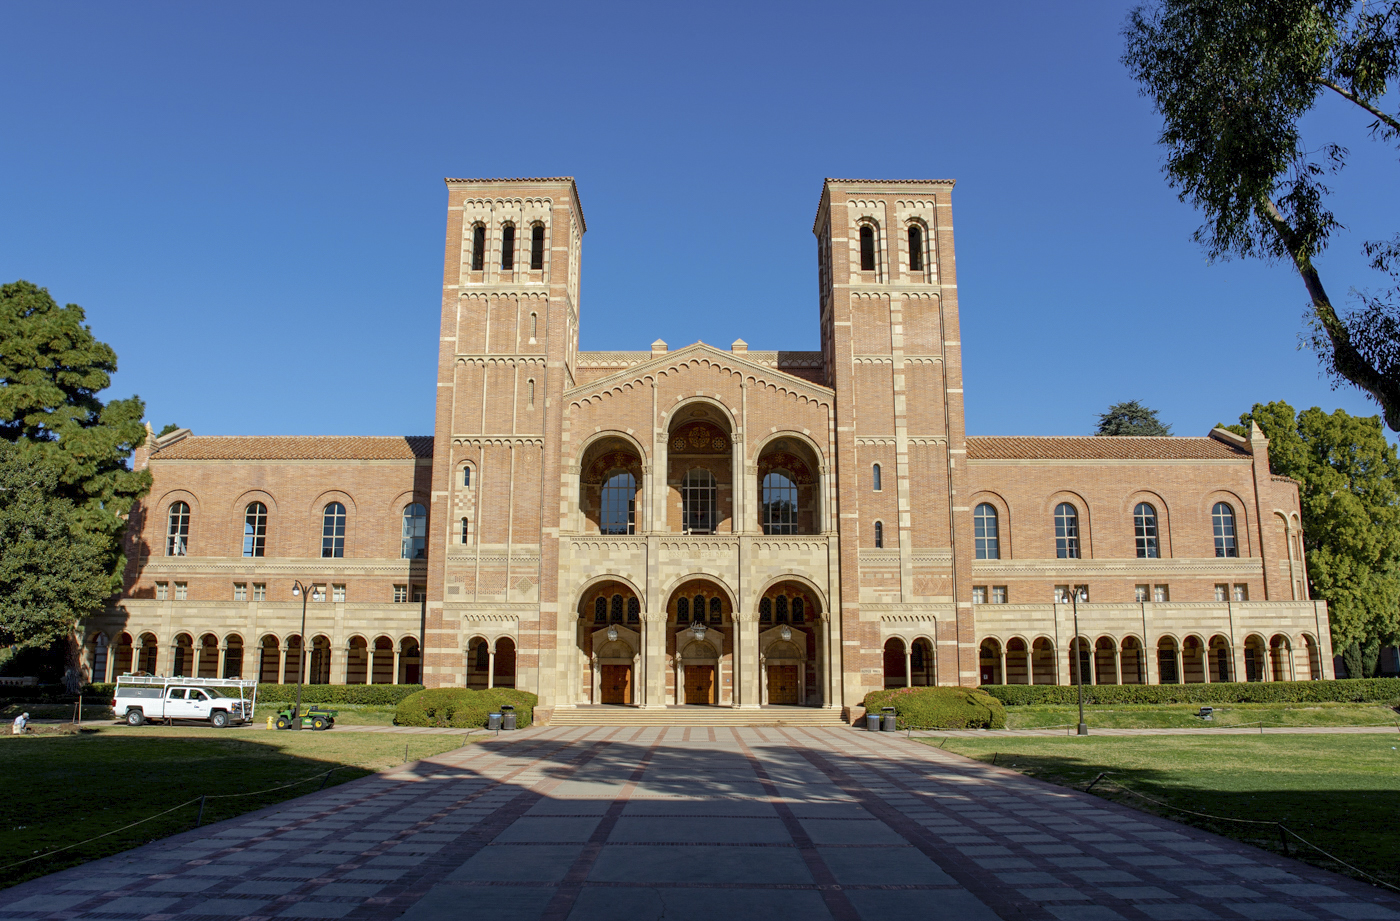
[2,1,1395,440]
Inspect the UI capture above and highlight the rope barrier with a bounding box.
[0,767,345,875]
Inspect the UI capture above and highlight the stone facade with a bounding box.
[82,177,1334,712]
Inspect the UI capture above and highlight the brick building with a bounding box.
[82,178,1334,716]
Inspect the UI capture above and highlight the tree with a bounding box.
[1228,401,1400,671]
[0,281,150,586]
[0,446,110,648]
[1096,400,1173,435]
[1123,1,1400,430]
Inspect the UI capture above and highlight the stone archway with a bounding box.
[576,578,645,706]
[665,578,733,705]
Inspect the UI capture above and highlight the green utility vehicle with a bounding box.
[273,704,337,731]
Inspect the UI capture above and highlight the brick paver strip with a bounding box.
[2,726,1397,921]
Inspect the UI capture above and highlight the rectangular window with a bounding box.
[313,583,327,601]
[1074,584,1090,603]
[1135,584,1149,603]
[501,224,515,270]
[253,582,266,602]
[174,582,187,601]
[394,584,408,603]
[1054,585,1070,604]
[1233,584,1249,602]
[156,581,168,601]
[1153,584,1169,603]
[992,586,1008,604]
[972,586,987,604]
[530,224,545,270]
[461,518,470,544]
[1214,583,1229,602]
[332,584,346,603]
[412,586,426,603]
[234,582,247,602]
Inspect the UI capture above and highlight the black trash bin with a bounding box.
[881,707,897,731]
[488,712,502,731]
[501,704,517,731]
[865,711,880,731]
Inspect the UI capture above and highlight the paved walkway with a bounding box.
[922,725,1400,737]
[2,726,1397,921]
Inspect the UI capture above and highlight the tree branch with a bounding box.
[1257,196,1400,431]
[1314,79,1400,135]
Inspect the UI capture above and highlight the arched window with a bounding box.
[243,502,267,558]
[676,597,689,621]
[708,596,721,623]
[470,224,485,271]
[500,224,515,270]
[872,463,882,491]
[792,597,805,623]
[610,594,624,623]
[759,597,772,623]
[761,472,798,535]
[874,521,884,548]
[463,466,472,487]
[1213,503,1238,557]
[529,312,538,339]
[682,469,716,534]
[1054,503,1080,559]
[908,225,924,271]
[527,379,535,409]
[401,503,427,559]
[600,471,636,535]
[166,502,190,556]
[859,224,876,271]
[460,518,469,544]
[1134,503,1159,558]
[974,503,999,560]
[594,596,607,623]
[530,224,546,270]
[627,597,640,623]
[692,594,705,622]
[775,595,789,623]
[321,502,346,558]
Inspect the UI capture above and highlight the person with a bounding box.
[12,712,30,734]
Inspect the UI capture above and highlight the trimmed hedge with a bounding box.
[979,678,1400,707]
[28,683,424,706]
[394,688,539,728]
[862,686,1007,730]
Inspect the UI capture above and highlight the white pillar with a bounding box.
[1114,646,1122,685]
[278,648,288,684]
[676,657,684,705]
[590,655,600,704]
[759,654,769,705]
[393,649,402,685]
[487,650,496,689]
[904,647,912,688]
[217,645,228,680]
[999,650,1007,685]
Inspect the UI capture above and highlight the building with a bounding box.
[83,178,1334,717]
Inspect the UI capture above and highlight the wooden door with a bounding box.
[601,665,631,704]
[684,665,714,704]
[767,665,799,705]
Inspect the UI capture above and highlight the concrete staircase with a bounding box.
[544,705,849,728]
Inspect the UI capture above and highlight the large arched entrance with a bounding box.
[576,579,643,705]
[666,405,733,535]
[758,580,822,706]
[667,578,732,705]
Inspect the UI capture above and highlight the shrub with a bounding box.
[862,686,1007,730]
[394,688,539,728]
[979,678,1400,707]
[252,684,423,706]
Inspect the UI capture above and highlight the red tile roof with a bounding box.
[154,436,433,461]
[966,436,1249,461]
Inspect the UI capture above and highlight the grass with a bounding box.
[1003,701,1400,730]
[928,734,1400,889]
[0,724,472,888]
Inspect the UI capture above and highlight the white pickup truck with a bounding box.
[112,676,258,728]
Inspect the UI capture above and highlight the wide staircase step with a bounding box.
[545,706,848,727]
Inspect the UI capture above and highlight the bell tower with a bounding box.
[814,179,977,698]
[422,177,585,692]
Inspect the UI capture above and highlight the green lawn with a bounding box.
[0,724,471,888]
[931,735,1400,888]
[1003,701,1400,730]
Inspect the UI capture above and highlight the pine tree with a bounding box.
[1095,401,1173,436]
[0,281,151,587]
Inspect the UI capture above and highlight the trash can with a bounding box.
[865,711,880,731]
[881,707,897,731]
[487,712,502,731]
[501,705,517,731]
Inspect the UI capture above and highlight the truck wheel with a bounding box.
[210,711,229,729]
[311,717,328,731]
[126,709,144,727]
[275,716,291,730]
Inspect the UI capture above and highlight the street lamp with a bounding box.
[290,580,323,726]
[1071,586,1088,736]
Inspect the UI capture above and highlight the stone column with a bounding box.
[393,649,402,685]
[1201,646,1211,683]
[735,616,760,709]
[1114,647,1123,686]
[217,645,228,681]
[343,647,352,684]
[759,654,768,705]
[1027,647,1035,685]
[278,647,288,685]
[999,650,1007,685]
[487,649,496,689]
[904,647,912,688]
[675,656,684,705]
[590,655,600,704]
[1173,646,1183,685]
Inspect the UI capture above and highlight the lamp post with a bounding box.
[1071,586,1088,736]
[290,580,323,726]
